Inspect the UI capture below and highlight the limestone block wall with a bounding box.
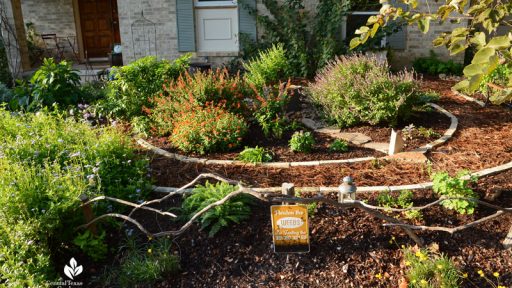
[21,0,76,36]
[393,1,468,67]
[117,0,180,64]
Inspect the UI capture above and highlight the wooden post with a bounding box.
[79,194,97,235]
[281,183,294,205]
[504,224,512,250]
[10,0,30,71]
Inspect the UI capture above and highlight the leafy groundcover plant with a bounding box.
[309,54,432,128]
[0,108,150,286]
[432,171,478,214]
[182,181,253,237]
[289,131,315,153]
[237,146,273,163]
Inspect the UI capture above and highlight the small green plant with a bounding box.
[0,82,13,103]
[289,131,315,153]
[377,190,423,221]
[169,103,248,155]
[432,171,478,214]
[182,181,253,237]
[237,146,273,163]
[295,191,318,217]
[412,51,464,76]
[244,44,289,91]
[73,230,108,262]
[417,127,441,139]
[403,246,461,288]
[329,139,349,153]
[117,238,180,287]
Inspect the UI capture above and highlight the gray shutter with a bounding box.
[238,0,257,42]
[176,0,196,52]
[387,0,407,50]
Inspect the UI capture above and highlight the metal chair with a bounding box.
[40,34,64,61]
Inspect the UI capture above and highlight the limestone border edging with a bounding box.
[451,89,486,107]
[137,103,458,167]
[152,160,512,194]
[413,103,458,153]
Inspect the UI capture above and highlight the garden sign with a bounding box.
[271,205,310,253]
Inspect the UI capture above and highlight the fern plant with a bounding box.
[182,182,253,237]
[243,44,289,91]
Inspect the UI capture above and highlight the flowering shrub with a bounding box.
[148,68,251,136]
[170,103,248,154]
[252,81,291,138]
[0,108,150,285]
[309,54,430,128]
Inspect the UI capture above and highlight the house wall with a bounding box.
[392,1,467,67]
[117,0,180,64]
[21,0,76,36]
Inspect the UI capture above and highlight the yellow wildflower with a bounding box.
[405,261,411,266]
[477,270,484,277]
[437,264,443,270]
[375,273,383,279]
[462,273,468,278]
[147,248,152,254]
[420,279,428,286]
[497,286,506,288]
[493,272,500,277]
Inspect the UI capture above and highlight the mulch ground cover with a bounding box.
[115,169,512,288]
[88,78,512,287]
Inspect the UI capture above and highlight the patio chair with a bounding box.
[40,34,65,61]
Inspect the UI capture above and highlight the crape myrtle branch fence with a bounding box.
[77,173,512,247]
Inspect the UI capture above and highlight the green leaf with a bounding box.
[463,63,484,77]
[472,47,495,64]
[349,37,361,50]
[486,36,511,50]
[418,18,430,34]
[370,23,380,38]
[355,26,369,35]
[453,80,469,91]
[470,32,486,48]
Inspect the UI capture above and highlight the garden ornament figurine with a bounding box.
[339,176,357,203]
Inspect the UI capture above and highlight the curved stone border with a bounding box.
[137,103,458,167]
[153,160,512,194]
[413,103,458,153]
[451,89,486,107]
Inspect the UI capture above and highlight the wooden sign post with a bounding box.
[271,205,310,253]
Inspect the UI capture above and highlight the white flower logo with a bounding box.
[64,258,83,280]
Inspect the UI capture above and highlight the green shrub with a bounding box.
[252,82,291,139]
[329,139,349,153]
[289,131,315,153]
[477,63,512,104]
[102,54,190,120]
[182,181,252,237]
[237,146,273,163]
[0,108,150,285]
[243,44,289,90]
[169,104,248,154]
[117,238,180,287]
[10,58,80,111]
[403,247,461,288]
[309,54,428,128]
[432,171,478,214]
[0,39,12,86]
[0,82,13,103]
[149,68,250,136]
[413,51,463,76]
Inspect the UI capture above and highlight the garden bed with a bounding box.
[145,104,450,163]
[87,168,512,288]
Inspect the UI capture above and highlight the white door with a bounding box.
[195,8,239,52]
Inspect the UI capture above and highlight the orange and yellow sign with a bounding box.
[270,205,310,253]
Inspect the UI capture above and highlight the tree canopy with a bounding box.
[350,0,512,104]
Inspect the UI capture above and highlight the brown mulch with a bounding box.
[122,169,512,288]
